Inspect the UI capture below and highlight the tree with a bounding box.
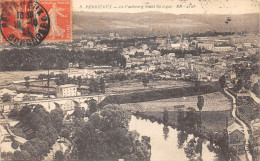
[57,73,68,85]
[11,140,19,149]
[77,76,82,88]
[252,83,260,97]
[72,104,151,161]
[50,108,64,133]
[2,93,12,102]
[88,99,98,115]
[78,61,86,69]
[141,75,149,88]
[195,80,200,87]
[20,141,38,159]
[249,137,260,161]
[219,75,226,89]
[99,77,106,93]
[197,95,204,124]
[163,126,169,141]
[184,138,197,161]
[54,150,65,161]
[24,76,30,89]
[229,146,238,161]
[12,150,31,161]
[55,78,61,86]
[60,128,70,141]
[177,130,188,149]
[89,78,99,93]
[73,106,83,119]
[23,94,31,101]
[195,138,203,157]
[19,105,31,120]
[38,74,45,86]
[234,79,243,92]
[162,108,169,125]
[8,108,19,118]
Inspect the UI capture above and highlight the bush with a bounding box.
[8,108,19,118]
[54,150,65,161]
[1,152,13,160]
[2,93,12,102]
[11,141,19,149]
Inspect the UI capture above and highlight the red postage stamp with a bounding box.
[38,0,72,41]
[0,0,71,47]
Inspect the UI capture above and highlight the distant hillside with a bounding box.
[72,12,259,36]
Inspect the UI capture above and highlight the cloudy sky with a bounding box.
[73,0,260,14]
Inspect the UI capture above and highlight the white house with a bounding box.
[56,84,79,98]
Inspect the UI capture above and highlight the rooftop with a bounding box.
[57,84,77,88]
[227,122,244,134]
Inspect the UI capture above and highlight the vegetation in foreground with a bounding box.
[3,104,151,161]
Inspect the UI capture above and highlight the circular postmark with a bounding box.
[0,0,50,47]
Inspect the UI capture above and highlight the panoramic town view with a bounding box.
[0,0,260,161]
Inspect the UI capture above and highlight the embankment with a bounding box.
[99,82,220,107]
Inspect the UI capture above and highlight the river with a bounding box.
[129,115,216,161]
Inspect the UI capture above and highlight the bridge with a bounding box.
[8,94,108,113]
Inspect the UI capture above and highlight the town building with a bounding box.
[56,84,79,98]
[227,123,245,154]
[109,33,120,40]
[84,41,95,49]
[197,43,214,51]
[214,46,234,52]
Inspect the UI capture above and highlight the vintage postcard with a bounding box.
[0,0,259,161]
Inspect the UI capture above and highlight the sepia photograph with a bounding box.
[0,0,259,160]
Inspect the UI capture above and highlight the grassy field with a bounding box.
[0,68,95,85]
[100,83,220,107]
[10,84,56,95]
[120,92,231,112]
[121,92,232,132]
[237,97,259,122]
[0,70,61,85]
[106,80,193,93]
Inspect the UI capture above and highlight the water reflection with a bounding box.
[163,126,169,141]
[129,115,215,161]
[177,130,188,149]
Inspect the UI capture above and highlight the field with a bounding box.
[121,92,232,132]
[106,79,193,93]
[120,92,232,112]
[0,70,63,86]
[0,68,96,86]
[237,97,259,122]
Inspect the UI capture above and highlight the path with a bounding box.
[1,114,27,144]
[224,89,252,161]
[249,91,260,104]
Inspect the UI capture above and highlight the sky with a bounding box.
[72,0,260,14]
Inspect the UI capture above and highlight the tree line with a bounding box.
[4,103,151,161]
[70,104,151,161]
[0,48,126,71]
[7,105,64,160]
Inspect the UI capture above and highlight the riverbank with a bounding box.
[131,110,231,132]
[99,82,220,107]
[129,115,216,161]
[121,91,232,132]
[128,110,233,161]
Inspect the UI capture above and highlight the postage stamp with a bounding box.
[38,0,72,41]
[0,0,72,47]
[0,0,50,46]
